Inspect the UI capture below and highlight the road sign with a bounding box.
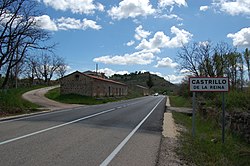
[189,77,229,92]
[189,77,229,143]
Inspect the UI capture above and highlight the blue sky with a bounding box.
[35,0,250,83]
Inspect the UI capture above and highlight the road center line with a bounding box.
[100,98,164,166]
[0,100,144,124]
[0,108,116,146]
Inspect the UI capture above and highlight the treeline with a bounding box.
[177,41,250,90]
[0,0,67,89]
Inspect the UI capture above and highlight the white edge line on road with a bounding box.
[100,97,164,166]
[0,108,81,124]
[0,108,115,146]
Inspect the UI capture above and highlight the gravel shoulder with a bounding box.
[157,96,188,166]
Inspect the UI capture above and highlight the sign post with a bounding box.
[192,92,196,137]
[189,77,229,143]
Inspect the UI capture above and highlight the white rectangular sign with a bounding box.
[189,77,229,92]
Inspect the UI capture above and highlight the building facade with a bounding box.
[60,71,127,97]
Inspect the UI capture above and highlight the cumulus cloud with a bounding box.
[167,74,185,83]
[134,25,151,40]
[93,49,160,65]
[82,18,102,30]
[126,40,135,46]
[213,0,250,16]
[34,16,101,31]
[136,26,192,50]
[98,68,129,77]
[158,0,187,8]
[34,15,58,31]
[41,0,104,14]
[227,27,250,47]
[108,0,155,20]
[148,71,185,83]
[200,6,209,11]
[155,57,178,68]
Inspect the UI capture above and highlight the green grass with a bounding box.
[173,112,250,166]
[0,86,45,116]
[169,95,192,107]
[45,88,135,105]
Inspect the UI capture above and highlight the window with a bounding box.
[75,74,80,81]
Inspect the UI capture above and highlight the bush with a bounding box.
[226,89,250,111]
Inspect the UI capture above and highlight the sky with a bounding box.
[35,0,250,83]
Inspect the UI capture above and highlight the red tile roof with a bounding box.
[82,73,127,86]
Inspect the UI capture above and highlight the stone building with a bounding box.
[60,71,127,97]
[128,85,149,96]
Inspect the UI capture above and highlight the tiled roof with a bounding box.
[85,73,126,86]
[61,71,126,86]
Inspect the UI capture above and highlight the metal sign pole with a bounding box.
[222,92,225,143]
[192,92,196,137]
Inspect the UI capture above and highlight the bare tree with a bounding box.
[56,63,67,79]
[37,54,66,84]
[177,42,200,76]
[23,55,41,85]
[0,0,54,89]
[177,41,247,89]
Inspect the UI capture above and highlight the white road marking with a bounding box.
[0,108,81,124]
[0,108,115,146]
[100,98,164,166]
[0,100,143,124]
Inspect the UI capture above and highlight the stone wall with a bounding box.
[230,111,250,143]
[60,71,128,97]
[197,102,250,143]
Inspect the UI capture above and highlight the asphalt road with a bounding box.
[0,96,166,166]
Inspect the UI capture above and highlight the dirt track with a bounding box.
[22,86,83,111]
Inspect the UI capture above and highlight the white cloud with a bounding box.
[82,18,102,30]
[200,6,209,11]
[56,17,82,30]
[167,74,185,83]
[180,69,191,74]
[96,2,105,12]
[1,13,59,32]
[156,14,183,21]
[34,15,57,31]
[127,40,135,46]
[155,57,178,68]
[227,27,250,47]
[134,25,151,40]
[36,17,102,31]
[108,0,155,20]
[158,0,187,8]
[93,49,160,65]
[136,26,192,50]
[149,71,185,83]
[98,68,129,77]
[42,0,104,14]
[213,0,250,16]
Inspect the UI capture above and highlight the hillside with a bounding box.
[110,72,177,95]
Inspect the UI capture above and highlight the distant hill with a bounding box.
[110,71,177,95]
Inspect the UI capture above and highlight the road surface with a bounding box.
[0,95,166,166]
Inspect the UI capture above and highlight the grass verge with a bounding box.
[172,111,250,166]
[45,88,138,105]
[169,95,192,107]
[0,86,45,117]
